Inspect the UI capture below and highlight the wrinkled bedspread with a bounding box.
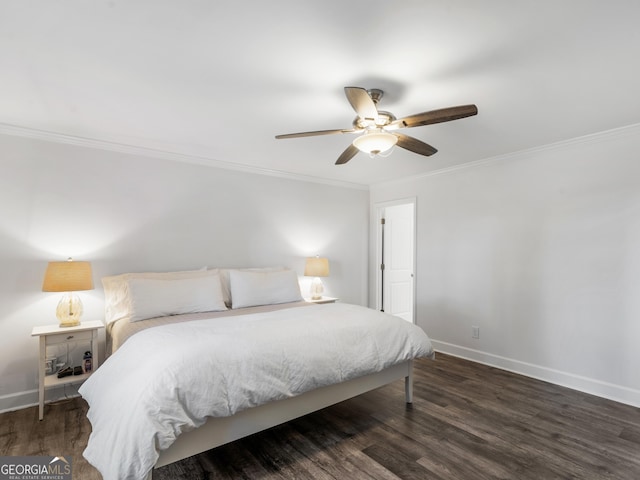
[79,302,434,480]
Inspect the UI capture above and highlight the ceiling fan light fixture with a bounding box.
[352,130,397,156]
[275,86,477,165]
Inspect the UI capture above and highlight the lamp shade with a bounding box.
[42,260,94,292]
[304,257,329,277]
[352,130,397,155]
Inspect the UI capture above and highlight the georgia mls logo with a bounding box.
[0,455,72,480]
[49,457,71,474]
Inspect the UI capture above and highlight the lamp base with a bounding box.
[59,319,81,328]
[56,292,83,328]
[309,277,324,301]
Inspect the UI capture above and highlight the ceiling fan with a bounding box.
[275,87,478,165]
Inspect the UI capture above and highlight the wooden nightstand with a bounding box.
[31,320,103,420]
[305,296,339,304]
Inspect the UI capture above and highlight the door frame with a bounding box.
[373,197,417,323]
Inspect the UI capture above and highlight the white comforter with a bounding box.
[79,303,433,480]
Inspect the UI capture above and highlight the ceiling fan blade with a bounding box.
[395,133,438,157]
[275,128,357,139]
[389,104,478,129]
[344,87,378,122]
[335,144,360,165]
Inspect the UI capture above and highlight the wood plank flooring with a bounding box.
[1,353,639,479]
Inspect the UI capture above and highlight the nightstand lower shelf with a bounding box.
[44,372,93,388]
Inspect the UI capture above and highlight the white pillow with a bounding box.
[127,273,227,322]
[102,268,218,324]
[218,266,286,307]
[229,269,303,309]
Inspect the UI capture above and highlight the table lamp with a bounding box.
[42,258,94,327]
[304,256,329,300]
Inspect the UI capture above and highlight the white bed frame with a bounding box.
[145,360,414,479]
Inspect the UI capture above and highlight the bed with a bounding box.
[78,267,434,480]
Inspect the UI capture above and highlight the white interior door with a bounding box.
[381,202,415,323]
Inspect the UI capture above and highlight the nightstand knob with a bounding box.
[66,335,74,340]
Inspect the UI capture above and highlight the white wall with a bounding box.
[370,124,640,407]
[0,132,369,412]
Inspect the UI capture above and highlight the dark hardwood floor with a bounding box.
[1,353,639,479]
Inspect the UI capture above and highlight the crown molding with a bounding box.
[372,121,640,189]
[0,123,369,191]
[6,120,640,192]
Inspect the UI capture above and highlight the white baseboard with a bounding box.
[0,389,38,414]
[0,384,82,415]
[431,340,640,408]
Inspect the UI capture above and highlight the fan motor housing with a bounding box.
[353,110,396,130]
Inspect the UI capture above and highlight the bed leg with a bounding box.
[405,360,414,404]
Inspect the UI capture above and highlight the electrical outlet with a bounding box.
[472,326,480,339]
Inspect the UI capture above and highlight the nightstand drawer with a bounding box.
[46,330,93,346]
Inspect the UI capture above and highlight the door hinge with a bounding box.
[381,218,386,225]
[380,263,385,271]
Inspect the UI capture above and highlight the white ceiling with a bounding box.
[2,1,640,186]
